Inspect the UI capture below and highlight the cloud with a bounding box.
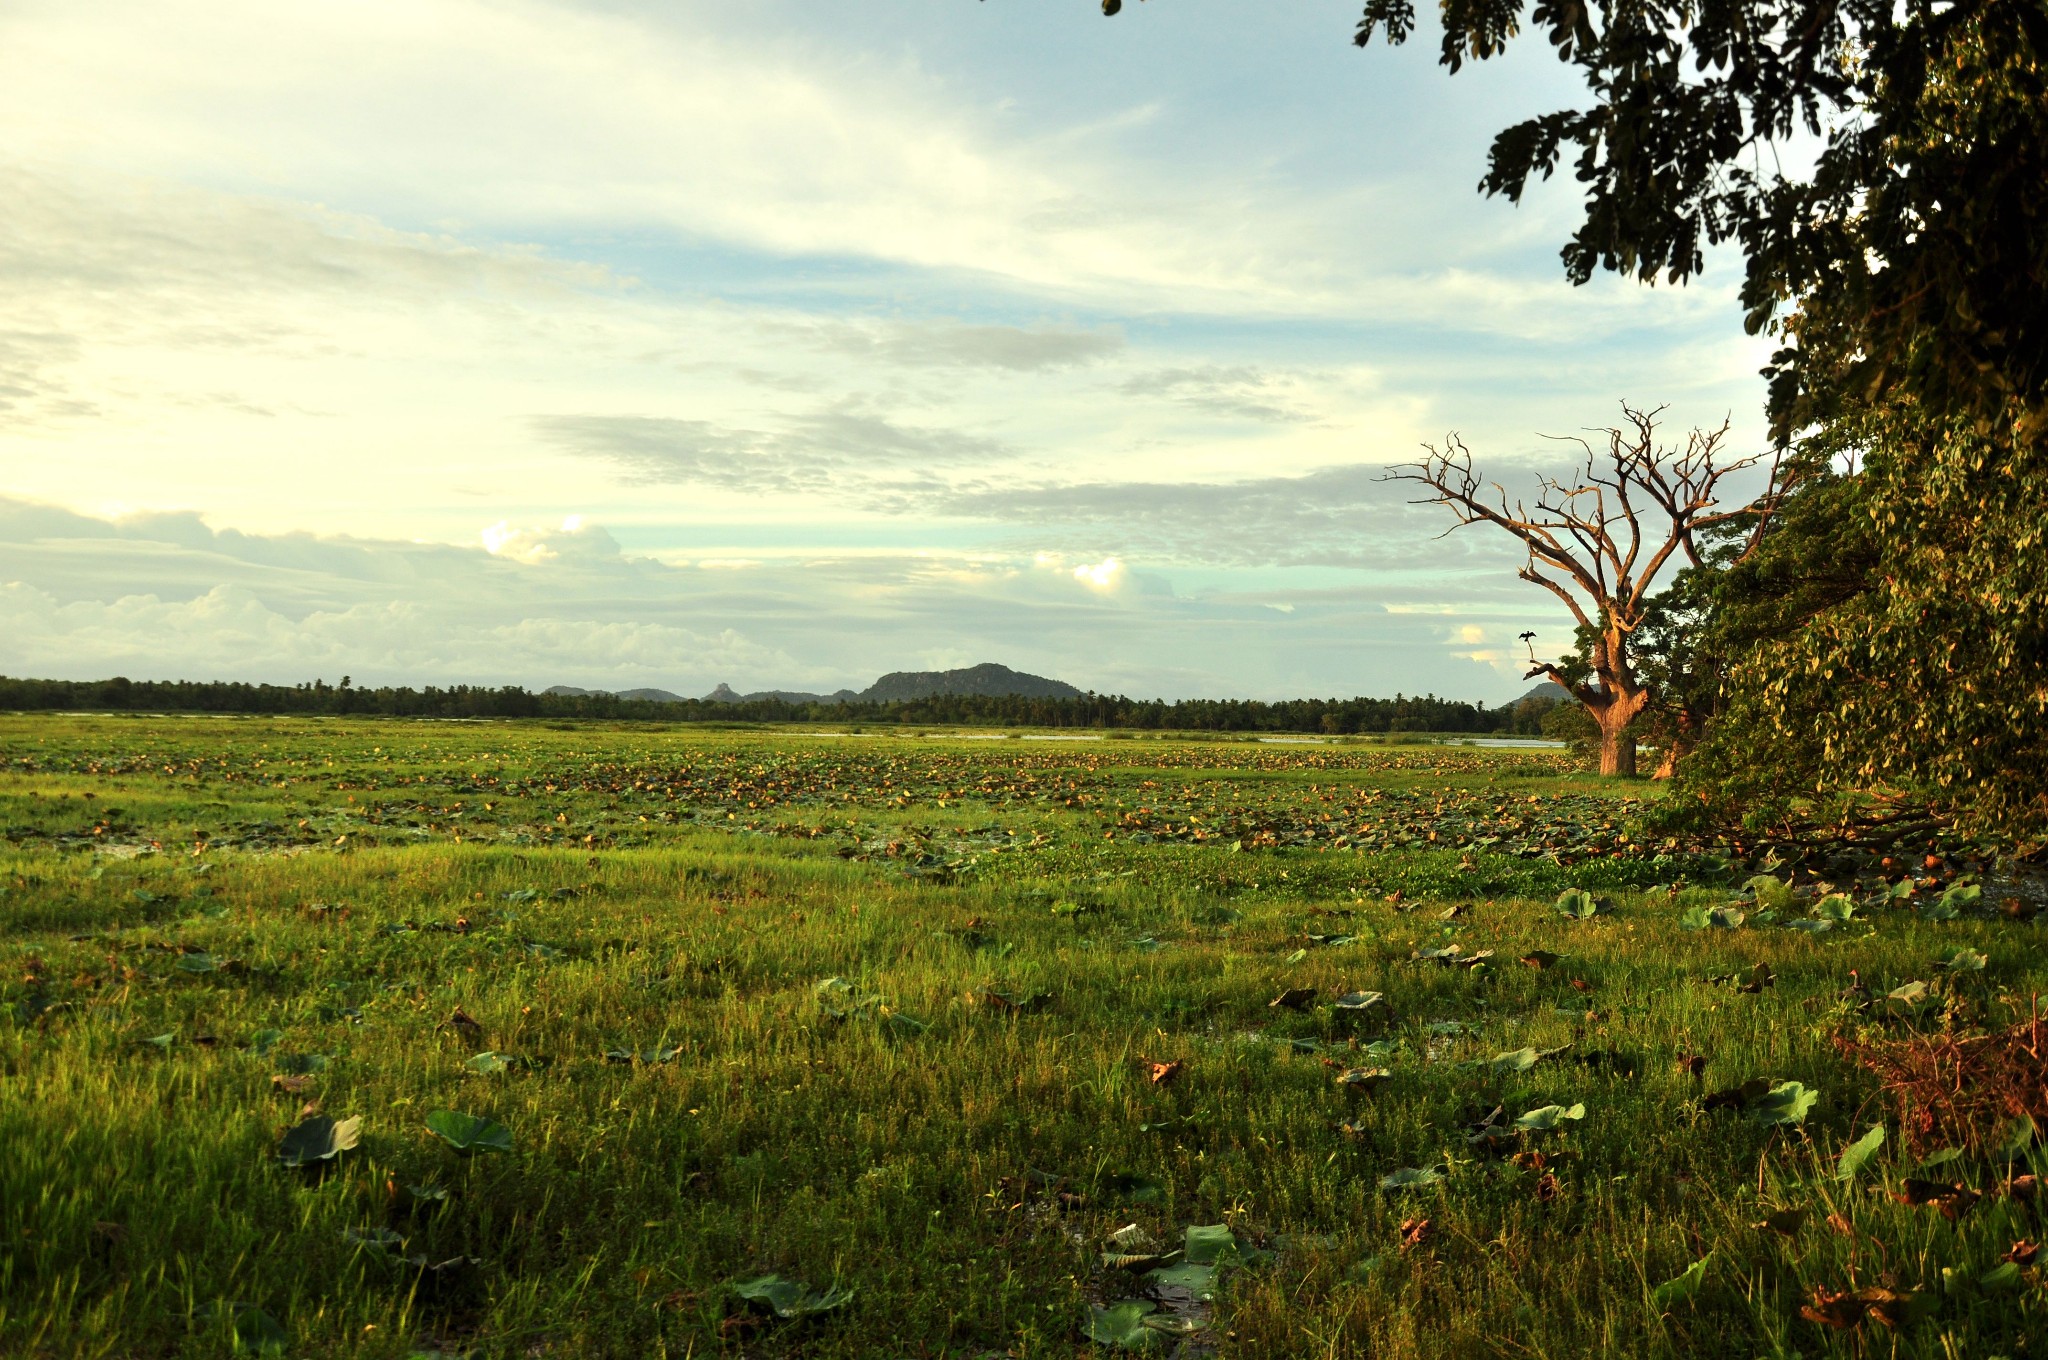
[480,517,620,566]
[1069,556,1125,591]
[530,409,1009,493]
[778,319,1125,371]
[904,463,1526,571]
[0,495,1569,702]
[1117,364,1320,424]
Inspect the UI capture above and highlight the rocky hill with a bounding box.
[553,663,1084,707]
[545,684,687,703]
[858,662,1082,703]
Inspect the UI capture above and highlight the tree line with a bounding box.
[0,673,1561,735]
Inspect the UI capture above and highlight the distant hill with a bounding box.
[545,684,687,703]
[554,664,1083,706]
[1516,679,1573,703]
[702,683,861,705]
[860,662,1083,703]
[688,663,1083,705]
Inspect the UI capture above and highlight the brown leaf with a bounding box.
[1800,1289,1866,1330]
[1511,1149,1548,1171]
[1826,1212,1856,1238]
[1892,1178,1951,1205]
[1858,1288,1928,1329]
[1937,1188,1982,1220]
[1702,1078,1769,1112]
[2005,1239,2040,1266]
[2010,1174,2040,1200]
[271,1073,315,1095]
[1893,1178,1979,1220]
[1752,1208,1808,1237]
[1568,977,1594,992]
[1397,1217,1433,1251]
[1533,1172,1560,1202]
[1147,1059,1185,1086]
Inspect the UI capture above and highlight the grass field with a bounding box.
[2,714,2042,1359]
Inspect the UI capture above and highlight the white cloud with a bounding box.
[0,498,1567,701]
[480,517,617,566]
[1070,557,1126,591]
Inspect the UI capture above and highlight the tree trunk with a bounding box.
[1596,706,1638,777]
[1586,630,1646,778]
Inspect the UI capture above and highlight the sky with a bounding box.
[0,0,1774,704]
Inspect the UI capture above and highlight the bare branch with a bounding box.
[1384,403,1777,779]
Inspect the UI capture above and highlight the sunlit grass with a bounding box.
[1,716,2040,1358]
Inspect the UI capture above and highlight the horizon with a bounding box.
[0,662,1567,712]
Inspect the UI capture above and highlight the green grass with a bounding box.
[1,714,2041,1358]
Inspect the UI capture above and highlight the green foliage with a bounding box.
[423,1111,513,1155]
[276,1114,360,1168]
[732,1274,853,1320]
[1748,1082,1818,1128]
[1086,1300,1165,1350]
[1676,409,2048,846]
[1349,0,2048,446]
[1539,701,1599,766]
[1836,1124,1885,1182]
[1512,1102,1586,1132]
[1554,889,1609,920]
[1649,1255,1710,1309]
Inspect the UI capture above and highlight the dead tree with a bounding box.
[1386,405,1778,777]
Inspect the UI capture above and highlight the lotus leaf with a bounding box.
[732,1273,853,1319]
[1512,1102,1586,1132]
[1837,1124,1885,1181]
[1143,1261,1217,1299]
[207,1300,287,1352]
[1749,1081,1818,1127]
[278,1114,361,1167]
[1086,1300,1163,1350]
[424,1110,512,1154]
[1650,1255,1709,1308]
[1380,1166,1444,1190]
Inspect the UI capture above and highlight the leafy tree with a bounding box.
[1673,407,2048,847]
[1337,0,2048,445]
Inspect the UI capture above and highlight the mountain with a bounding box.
[859,662,1083,703]
[557,663,1084,707]
[694,663,1083,705]
[702,684,860,705]
[1515,679,1572,703]
[544,684,688,702]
